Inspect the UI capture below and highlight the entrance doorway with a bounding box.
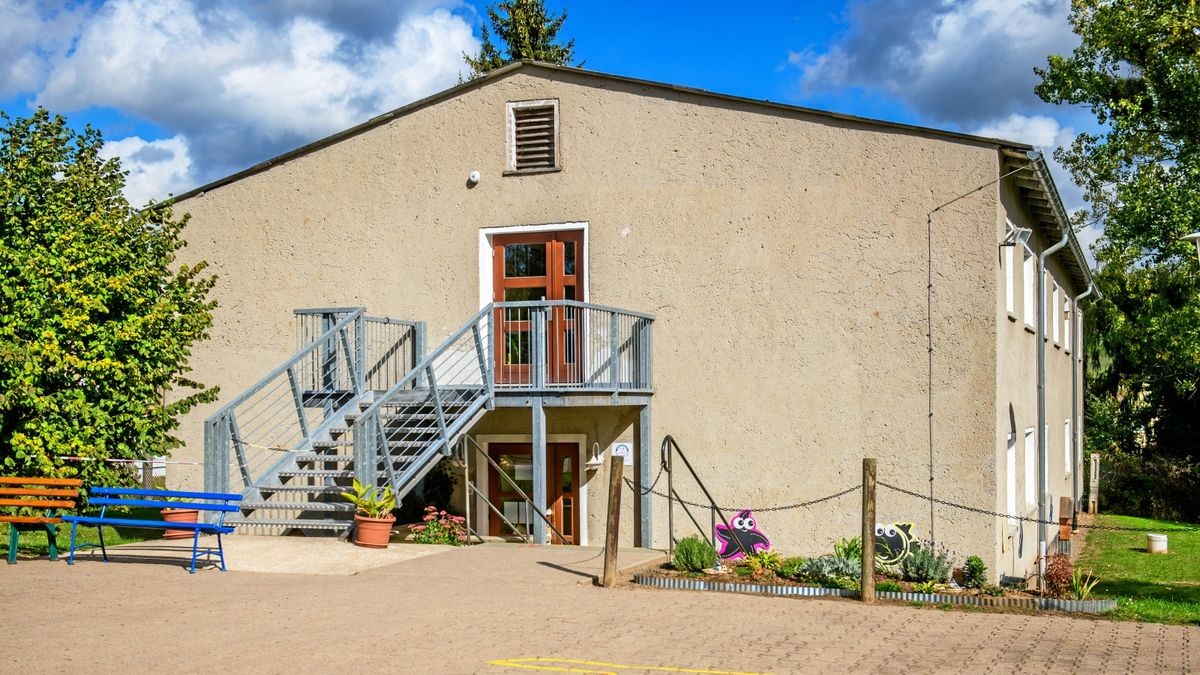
[487,442,578,544]
[492,230,583,385]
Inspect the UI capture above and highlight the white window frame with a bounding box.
[1023,248,1035,328]
[1064,297,1073,354]
[1064,419,1072,475]
[1004,244,1015,317]
[478,221,589,309]
[1006,432,1017,527]
[1051,278,1060,345]
[1024,427,1036,509]
[506,99,561,173]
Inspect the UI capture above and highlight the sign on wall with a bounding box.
[611,442,633,466]
[874,522,916,566]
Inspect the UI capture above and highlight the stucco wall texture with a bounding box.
[173,66,1080,578]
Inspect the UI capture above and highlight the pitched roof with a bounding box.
[170,60,1092,289]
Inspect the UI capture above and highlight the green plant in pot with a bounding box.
[341,480,397,548]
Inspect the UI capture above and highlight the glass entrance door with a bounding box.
[487,442,578,544]
[492,231,583,386]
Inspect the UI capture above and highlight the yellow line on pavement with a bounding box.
[488,657,770,674]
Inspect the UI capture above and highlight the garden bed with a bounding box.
[632,571,1117,613]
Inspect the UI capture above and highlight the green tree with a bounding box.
[463,0,578,79]
[0,109,217,486]
[1037,1,1200,519]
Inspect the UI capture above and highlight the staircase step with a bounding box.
[242,501,354,512]
[296,450,353,460]
[258,485,346,494]
[310,439,352,449]
[277,469,353,479]
[228,517,352,530]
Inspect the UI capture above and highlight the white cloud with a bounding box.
[0,0,90,96]
[26,0,477,197]
[795,0,1077,126]
[100,134,195,207]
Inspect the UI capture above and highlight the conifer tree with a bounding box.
[464,0,578,78]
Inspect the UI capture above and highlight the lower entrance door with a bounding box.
[487,442,578,544]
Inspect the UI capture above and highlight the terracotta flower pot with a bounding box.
[1058,517,1071,542]
[353,514,396,548]
[161,508,199,539]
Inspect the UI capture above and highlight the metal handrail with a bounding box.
[461,436,567,544]
[662,435,751,562]
[211,308,365,417]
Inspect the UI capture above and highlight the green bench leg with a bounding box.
[7,526,17,565]
[45,523,58,561]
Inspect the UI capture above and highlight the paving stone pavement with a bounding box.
[1,542,1195,674]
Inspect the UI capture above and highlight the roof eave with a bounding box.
[999,146,1095,292]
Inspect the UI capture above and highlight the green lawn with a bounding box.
[1076,514,1200,625]
[2,508,166,560]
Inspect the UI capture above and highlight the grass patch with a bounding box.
[2,508,166,559]
[1076,514,1200,625]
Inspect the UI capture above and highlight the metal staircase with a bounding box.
[203,300,654,537]
[204,306,496,535]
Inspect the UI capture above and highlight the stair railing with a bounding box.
[353,305,497,491]
[458,436,567,544]
[661,435,751,562]
[204,308,422,495]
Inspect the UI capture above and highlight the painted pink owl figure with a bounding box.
[713,509,771,560]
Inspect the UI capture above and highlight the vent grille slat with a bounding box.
[512,103,557,170]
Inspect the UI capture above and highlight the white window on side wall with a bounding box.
[1024,427,1036,508]
[1064,419,1072,474]
[1006,432,1017,525]
[1023,248,1035,327]
[1004,245,1015,316]
[1051,279,1060,344]
[1064,297,1073,353]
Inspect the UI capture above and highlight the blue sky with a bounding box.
[0,0,1100,248]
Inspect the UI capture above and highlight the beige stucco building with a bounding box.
[171,62,1093,581]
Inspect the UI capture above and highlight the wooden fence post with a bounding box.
[861,458,876,604]
[600,455,624,588]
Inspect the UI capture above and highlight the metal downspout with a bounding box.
[1070,283,1096,531]
[1037,228,1070,573]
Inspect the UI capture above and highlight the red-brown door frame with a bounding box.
[486,442,578,544]
[492,230,583,386]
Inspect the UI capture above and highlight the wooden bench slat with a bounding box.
[0,516,63,524]
[0,498,76,508]
[0,487,80,497]
[0,477,83,487]
[62,515,234,534]
[88,497,241,512]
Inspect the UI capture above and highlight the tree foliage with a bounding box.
[463,0,578,79]
[0,109,216,486]
[1037,1,1200,518]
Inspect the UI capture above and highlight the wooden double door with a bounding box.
[492,231,583,385]
[487,442,578,545]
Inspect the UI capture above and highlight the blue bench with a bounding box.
[62,487,243,573]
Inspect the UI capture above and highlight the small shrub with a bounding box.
[963,555,987,589]
[744,549,783,576]
[1070,568,1101,601]
[913,580,941,594]
[801,555,861,584]
[901,542,952,583]
[981,584,1005,597]
[876,580,903,593]
[673,535,718,573]
[409,505,466,546]
[1043,553,1074,597]
[833,536,862,560]
[779,556,807,579]
[734,565,755,577]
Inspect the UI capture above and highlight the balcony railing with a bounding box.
[493,300,653,392]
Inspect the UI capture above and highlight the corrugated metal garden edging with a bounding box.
[632,575,1116,613]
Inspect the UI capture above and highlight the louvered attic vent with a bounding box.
[508,100,559,172]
